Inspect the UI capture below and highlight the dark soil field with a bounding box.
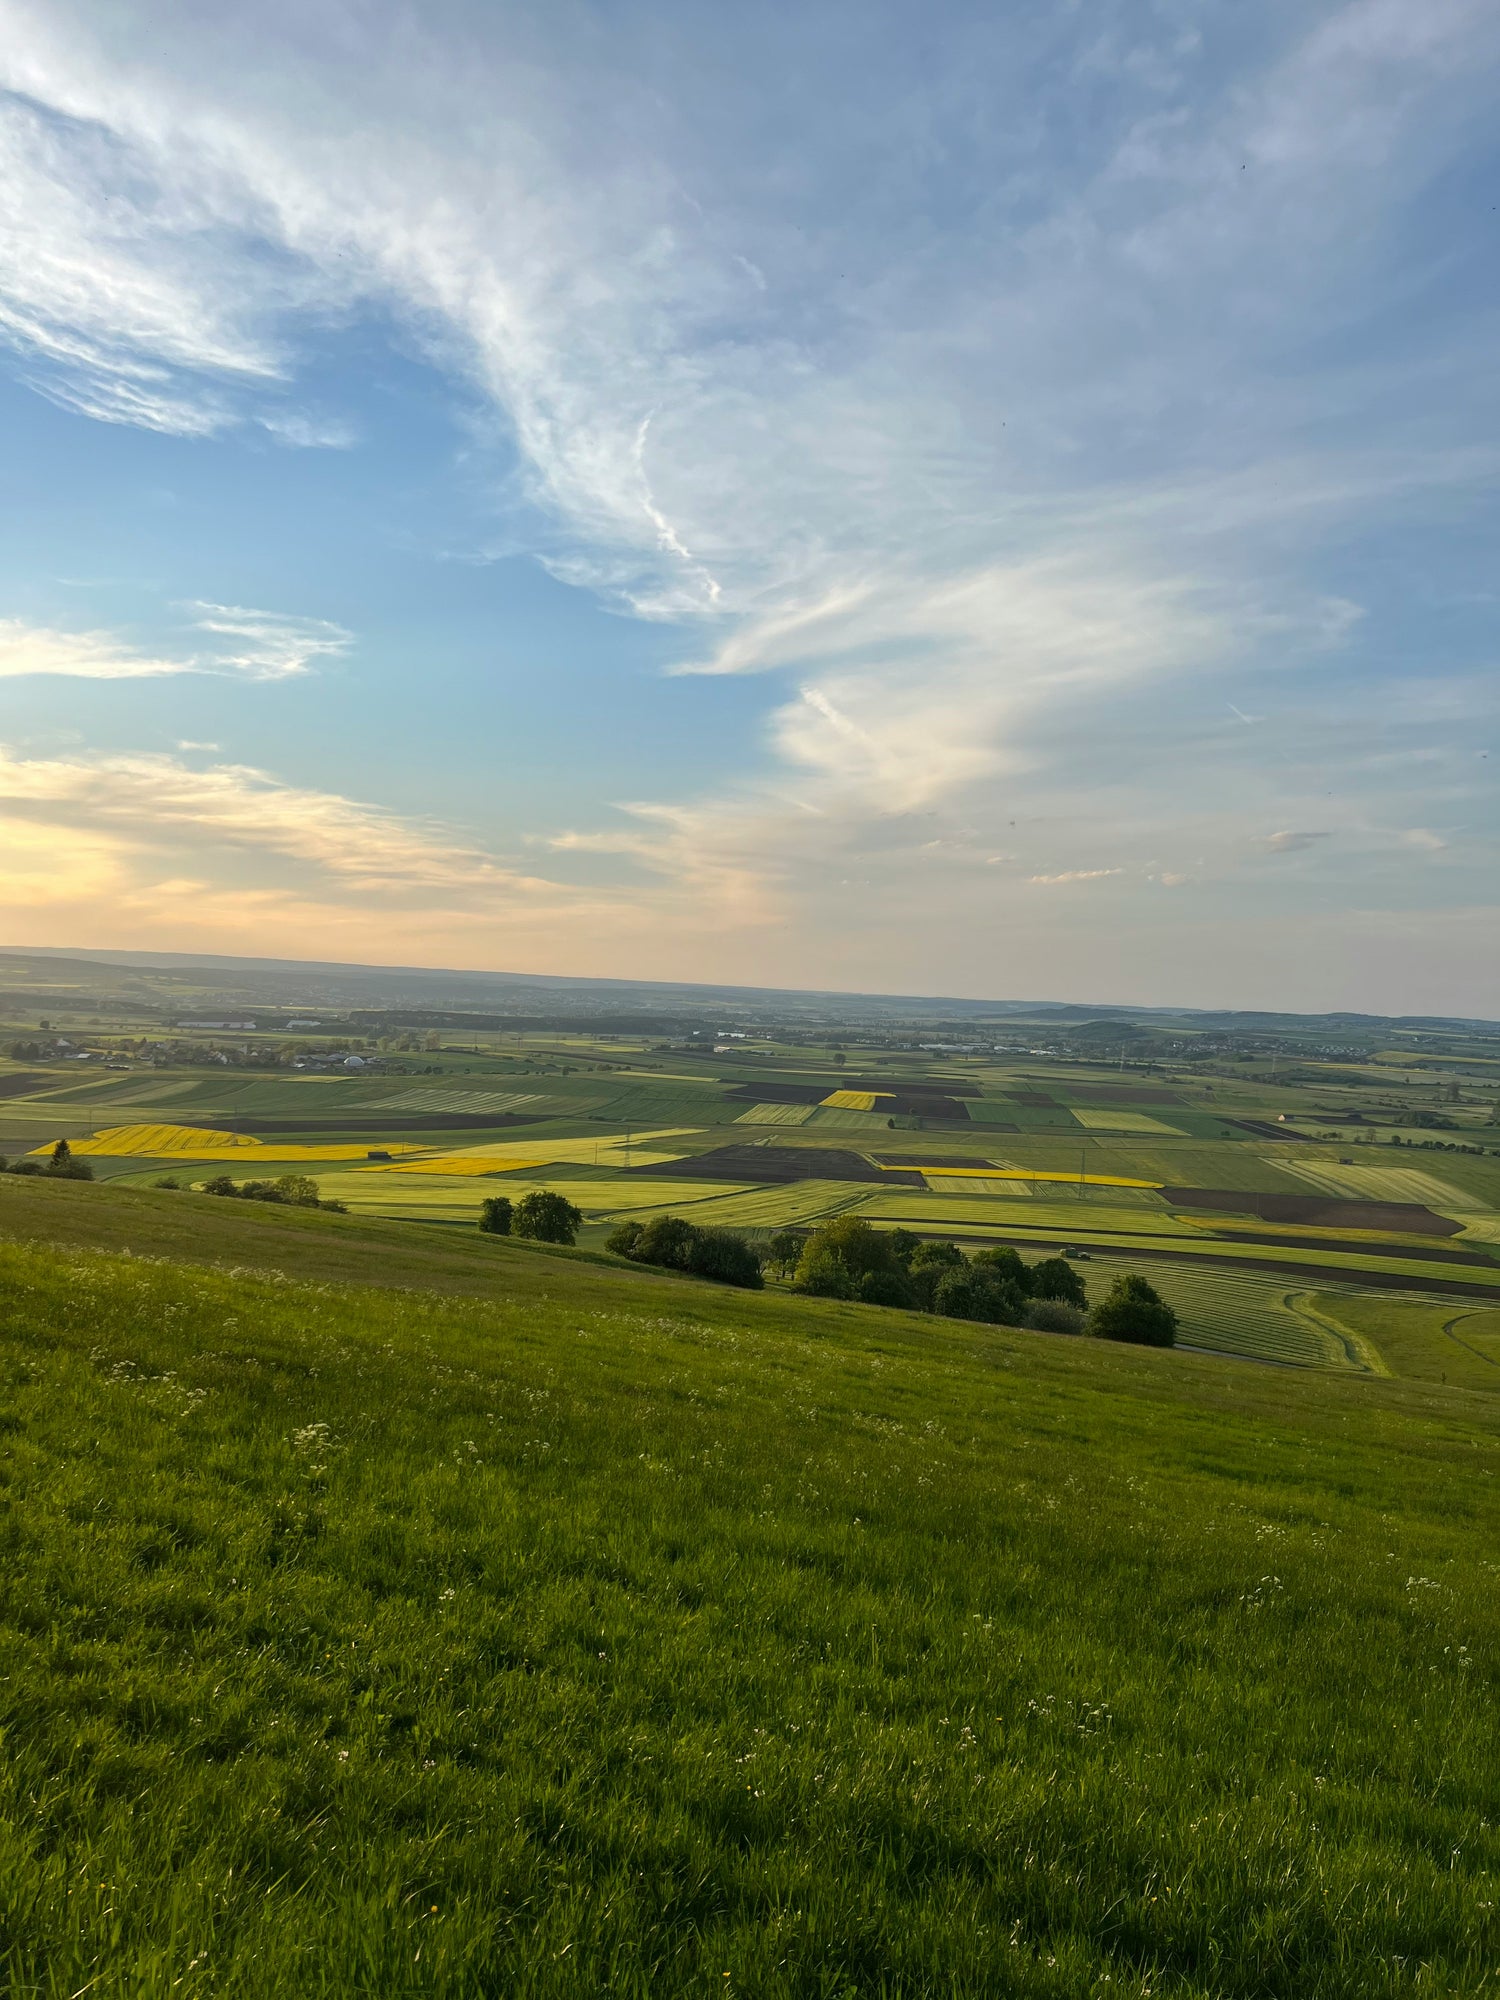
[0,1072,51,1100]
[1167,1188,1462,1234]
[876,1152,999,1168]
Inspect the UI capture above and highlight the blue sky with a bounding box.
[0,0,1496,1011]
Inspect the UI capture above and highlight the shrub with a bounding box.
[1025,1298,1085,1336]
[684,1228,763,1289]
[635,1214,698,1269]
[152,1176,182,1191]
[512,1190,582,1246]
[605,1220,643,1258]
[7,1161,44,1177]
[46,1140,93,1182]
[478,1196,514,1236]
[1089,1274,1177,1348]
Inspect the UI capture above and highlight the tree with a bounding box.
[856,1268,916,1308]
[1028,1256,1087,1308]
[795,1215,901,1298]
[45,1138,93,1181]
[606,1219,643,1257]
[478,1195,514,1235]
[513,1190,582,1245]
[910,1240,964,1273]
[905,1238,965,1309]
[1088,1274,1177,1347]
[766,1229,807,1279]
[932,1265,1023,1326]
[887,1229,922,1270]
[272,1174,320,1207]
[973,1245,1030,1292]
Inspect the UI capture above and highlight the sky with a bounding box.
[0,0,1497,1014]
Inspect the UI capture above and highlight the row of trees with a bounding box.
[476,1192,1177,1341]
[0,1139,93,1181]
[784,1217,1086,1322]
[194,1173,347,1212]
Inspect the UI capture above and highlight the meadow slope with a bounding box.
[0,1180,1497,1997]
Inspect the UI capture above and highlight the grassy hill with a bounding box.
[1,1178,1498,1996]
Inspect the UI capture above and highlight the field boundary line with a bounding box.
[1285,1292,1389,1376]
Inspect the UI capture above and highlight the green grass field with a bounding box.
[0,1176,1498,1996]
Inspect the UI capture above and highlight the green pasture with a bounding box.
[2,1177,1500,1995]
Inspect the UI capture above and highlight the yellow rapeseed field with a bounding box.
[819,1090,888,1111]
[41,1124,426,1162]
[378,1128,700,1175]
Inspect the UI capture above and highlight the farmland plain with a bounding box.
[5,1020,1500,1376]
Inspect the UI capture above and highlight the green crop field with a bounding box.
[1070,1257,1373,1370]
[1,1175,1499,1997]
[653,1180,878,1230]
[732,1102,817,1126]
[1310,1293,1500,1392]
[1069,1109,1187,1134]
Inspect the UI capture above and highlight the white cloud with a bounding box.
[0,619,188,679]
[1029,868,1125,886]
[1262,829,1333,852]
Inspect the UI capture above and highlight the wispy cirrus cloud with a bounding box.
[0,605,350,680]
[0,0,1498,1003]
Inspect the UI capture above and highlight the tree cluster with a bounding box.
[786,1218,1177,1345]
[605,1215,763,1289]
[792,1217,1087,1326]
[198,1173,346,1213]
[478,1190,583,1245]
